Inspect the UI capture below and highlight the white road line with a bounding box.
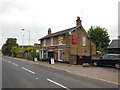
[12,63,18,67]
[47,78,71,90]
[3,59,6,61]
[36,78,39,80]
[22,67,35,74]
[8,61,11,63]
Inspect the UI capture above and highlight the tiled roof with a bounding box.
[38,24,92,42]
[39,25,81,40]
[108,39,120,48]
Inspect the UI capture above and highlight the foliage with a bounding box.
[88,26,110,49]
[30,49,36,58]
[96,43,103,53]
[2,38,18,55]
[24,47,33,53]
[11,46,20,57]
[22,46,36,59]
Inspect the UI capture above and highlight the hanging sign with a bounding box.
[71,35,76,44]
[48,46,57,49]
[58,36,64,44]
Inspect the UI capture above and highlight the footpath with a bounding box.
[4,56,119,85]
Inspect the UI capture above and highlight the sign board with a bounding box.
[48,46,57,49]
[51,58,55,64]
[72,35,76,44]
[58,36,64,44]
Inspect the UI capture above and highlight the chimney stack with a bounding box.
[48,28,51,35]
[76,16,82,26]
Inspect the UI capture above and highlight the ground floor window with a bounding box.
[58,49,62,61]
[40,50,48,59]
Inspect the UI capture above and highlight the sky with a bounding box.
[0,0,119,49]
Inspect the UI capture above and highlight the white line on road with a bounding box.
[47,78,71,90]
[3,59,7,61]
[36,78,39,80]
[12,63,18,67]
[22,67,35,74]
[8,61,11,63]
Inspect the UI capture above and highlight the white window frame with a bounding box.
[82,37,86,46]
[41,50,48,59]
[39,40,41,44]
[51,37,53,46]
[58,49,63,61]
[43,39,46,46]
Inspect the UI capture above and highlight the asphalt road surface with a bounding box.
[2,56,119,89]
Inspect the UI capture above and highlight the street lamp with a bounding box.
[22,29,31,59]
[21,29,24,50]
[22,29,31,46]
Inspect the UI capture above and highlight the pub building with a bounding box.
[39,17,96,64]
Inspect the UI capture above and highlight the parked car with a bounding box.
[92,54,120,69]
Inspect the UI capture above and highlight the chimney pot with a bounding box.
[77,16,80,20]
[76,16,81,26]
[48,28,51,35]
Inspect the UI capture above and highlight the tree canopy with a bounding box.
[88,26,110,51]
[2,38,18,55]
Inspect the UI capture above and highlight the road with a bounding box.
[2,56,119,89]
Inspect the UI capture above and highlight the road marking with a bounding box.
[3,59,6,61]
[47,78,71,90]
[12,63,18,67]
[36,78,39,80]
[22,67,35,74]
[8,61,11,63]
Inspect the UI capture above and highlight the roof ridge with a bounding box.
[39,26,78,40]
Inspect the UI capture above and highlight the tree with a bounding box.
[88,26,110,49]
[2,38,18,55]
[97,43,103,53]
[11,46,20,57]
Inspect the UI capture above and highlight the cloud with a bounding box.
[0,0,119,49]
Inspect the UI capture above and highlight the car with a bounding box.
[92,54,120,69]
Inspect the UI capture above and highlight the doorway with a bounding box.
[48,52,54,59]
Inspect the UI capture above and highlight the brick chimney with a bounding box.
[48,28,51,35]
[76,16,82,26]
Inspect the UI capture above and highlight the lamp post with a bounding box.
[21,29,24,50]
[22,29,31,59]
[22,29,31,46]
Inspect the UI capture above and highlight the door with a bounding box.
[48,52,54,59]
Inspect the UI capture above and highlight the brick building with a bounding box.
[39,17,96,64]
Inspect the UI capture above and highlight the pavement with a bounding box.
[4,56,119,85]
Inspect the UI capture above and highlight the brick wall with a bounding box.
[40,27,96,64]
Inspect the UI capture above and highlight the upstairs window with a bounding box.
[51,37,53,45]
[58,36,64,45]
[82,37,86,46]
[43,39,46,46]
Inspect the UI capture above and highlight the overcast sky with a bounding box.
[0,0,119,49]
